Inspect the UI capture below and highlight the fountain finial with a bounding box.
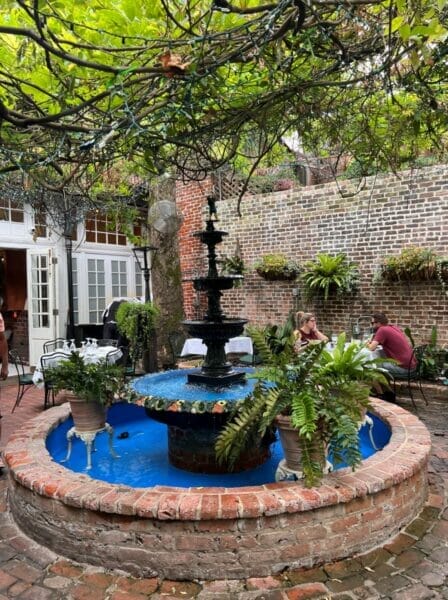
[207,195,219,222]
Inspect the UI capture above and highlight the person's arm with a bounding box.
[366,328,383,351]
[315,329,329,343]
[366,339,379,351]
[0,332,8,380]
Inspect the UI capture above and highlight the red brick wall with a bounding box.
[177,165,448,345]
[4,310,29,363]
[176,180,212,320]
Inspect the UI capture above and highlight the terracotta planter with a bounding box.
[274,414,326,473]
[274,414,302,471]
[65,393,106,432]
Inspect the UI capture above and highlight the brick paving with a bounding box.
[0,379,447,599]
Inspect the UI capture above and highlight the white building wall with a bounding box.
[0,202,140,365]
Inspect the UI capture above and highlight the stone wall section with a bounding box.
[176,165,448,344]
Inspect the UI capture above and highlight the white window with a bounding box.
[73,254,142,324]
[85,211,127,245]
[87,258,106,323]
[135,261,143,299]
[111,260,128,297]
[0,196,24,223]
[31,254,50,328]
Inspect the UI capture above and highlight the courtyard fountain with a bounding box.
[133,195,271,473]
[3,198,431,581]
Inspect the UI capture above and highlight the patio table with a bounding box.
[181,336,253,357]
[32,345,122,388]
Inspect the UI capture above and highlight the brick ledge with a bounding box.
[4,398,431,521]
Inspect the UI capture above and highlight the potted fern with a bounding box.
[45,352,125,432]
[301,253,360,301]
[215,329,387,487]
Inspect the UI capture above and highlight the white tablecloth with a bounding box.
[181,336,253,357]
[32,346,121,387]
[325,341,384,360]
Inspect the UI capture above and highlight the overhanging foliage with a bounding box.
[0,0,447,195]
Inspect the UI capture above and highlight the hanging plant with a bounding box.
[221,254,245,287]
[254,253,300,281]
[379,247,439,282]
[116,301,159,359]
[301,253,360,301]
[221,254,245,276]
[378,247,448,294]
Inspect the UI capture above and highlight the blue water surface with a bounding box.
[132,368,257,402]
[46,403,391,488]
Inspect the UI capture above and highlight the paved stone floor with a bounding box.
[0,379,447,599]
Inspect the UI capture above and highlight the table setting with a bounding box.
[32,339,122,387]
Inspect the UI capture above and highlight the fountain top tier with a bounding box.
[183,196,246,386]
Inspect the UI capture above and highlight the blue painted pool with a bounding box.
[46,403,391,488]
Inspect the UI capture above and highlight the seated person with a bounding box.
[294,311,328,346]
[365,312,416,402]
[366,312,416,377]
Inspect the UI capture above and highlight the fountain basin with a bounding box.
[4,398,430,581]
[132,368,270,472]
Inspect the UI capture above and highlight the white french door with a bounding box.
[27,248,57,366]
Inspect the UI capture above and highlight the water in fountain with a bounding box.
[46,402,391,487]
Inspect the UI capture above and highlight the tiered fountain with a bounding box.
[132,196,272,473]
[184,196,246,386]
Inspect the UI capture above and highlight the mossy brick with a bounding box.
[325,573,366,593]
[405,518,431,539]
[383,533,416,554]
[285,566,328,586]
[392,549,426,570]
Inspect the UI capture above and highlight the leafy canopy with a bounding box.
[0,0,447,193]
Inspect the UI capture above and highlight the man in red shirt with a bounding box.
[366,312,416,377]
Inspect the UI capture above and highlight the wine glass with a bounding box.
[62,339,70,352]
[69,339,76,351]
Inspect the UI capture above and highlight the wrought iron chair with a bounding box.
[43,338,66,353]
[40,351,69,409]
[116,345,139,378]
[105,347,123,365]
[9,349,35,413]
[392,345,429,407]
[237,349,263,367]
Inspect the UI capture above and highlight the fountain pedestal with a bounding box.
[168,425,271,473]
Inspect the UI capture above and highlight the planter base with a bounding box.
[62,423,118,470]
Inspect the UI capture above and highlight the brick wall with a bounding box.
[177,165,448,345]
[4,310,29,363]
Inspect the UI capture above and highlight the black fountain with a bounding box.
[131,197,272,473]
[184,196,247,386]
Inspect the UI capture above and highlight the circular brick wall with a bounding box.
[4,398,431,581]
